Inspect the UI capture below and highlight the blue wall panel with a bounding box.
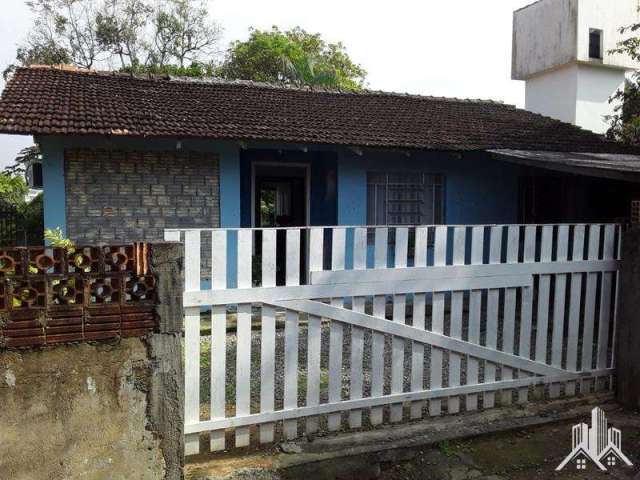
[40,138,67,236]
[336,149,522,226]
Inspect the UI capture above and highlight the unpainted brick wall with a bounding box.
[65,149,219,243]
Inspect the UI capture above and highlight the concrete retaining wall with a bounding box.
[1,339,167,479]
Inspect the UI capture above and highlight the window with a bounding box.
[589,29,603,60]
[366,172,444,226]
[576,458,587,470]
[26,162,43,189]
[607,456,617,467]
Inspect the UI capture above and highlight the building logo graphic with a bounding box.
[556,407,633,472]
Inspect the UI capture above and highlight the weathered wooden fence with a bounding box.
[165,224,621,456]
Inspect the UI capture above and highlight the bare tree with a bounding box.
[7,0,222,76]
[163,0,221,67]
[95,0,153,69]
[25,0,102,69]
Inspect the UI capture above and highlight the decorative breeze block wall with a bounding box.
[0,244,157,348]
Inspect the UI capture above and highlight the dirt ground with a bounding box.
[378,410,640,480]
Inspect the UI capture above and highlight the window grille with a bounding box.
[366,172,444,226]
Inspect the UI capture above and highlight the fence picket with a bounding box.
[429,226,447,416]
[550,226,569,398]
[501,226,519,405]
[283,229,301,439]
[448,227,465,414]
[467,226,484,411]
[410,227,428,419]
[370,227,388,425]
[597,225,616,379]
[535,226,554,362]
[210,230,227,451]
[306,228,324,434]
[533,226,553,399]
[581,225,601,394]
[390,227,409,422]
[235,230,253,447]
[485,226,502,409]
[184,230,201,455]
[349,228,367,428]
[609,226,622,387]
[328,228,346,431]
[259,230,277,444]
[566,225,586,397]
[518,226,536,404]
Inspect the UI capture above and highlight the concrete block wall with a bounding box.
[65,149,219,243]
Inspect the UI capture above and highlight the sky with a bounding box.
[0,0,535,169]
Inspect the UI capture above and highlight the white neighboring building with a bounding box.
[512,0,640,134]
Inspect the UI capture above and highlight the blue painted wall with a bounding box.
[39,137,67,236]
[336,149,522,226]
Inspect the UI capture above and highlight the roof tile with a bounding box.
[0,66,635,153]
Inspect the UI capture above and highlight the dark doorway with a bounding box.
[253,163,309,284]
[254,164,308,228]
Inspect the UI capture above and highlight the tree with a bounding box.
[218,26,367,90]
[607,23,640,144]
[4,145,41,176]
[4,0,221,79]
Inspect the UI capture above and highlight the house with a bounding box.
[1,64,640,252]
[2,1,640,248]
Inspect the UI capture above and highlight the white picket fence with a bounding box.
[165,224,621,455]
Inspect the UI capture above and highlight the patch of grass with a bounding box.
[438,440,453,457]
[297,369,330,392]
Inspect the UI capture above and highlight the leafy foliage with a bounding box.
[606,23,640,144]
[0,174,29,206]
[0,173,43,246]
[218,26,367,90]
[44,227,75,249]
[606,80,640,145]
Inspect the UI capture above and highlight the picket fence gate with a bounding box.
[165,224,621,456]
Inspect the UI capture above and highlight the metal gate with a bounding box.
[166,224,621,455]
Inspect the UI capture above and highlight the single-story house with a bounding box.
[1,65,640,249]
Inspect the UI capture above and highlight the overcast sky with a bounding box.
[0,0,534,169]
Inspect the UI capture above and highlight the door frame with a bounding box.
[251,161,311,228]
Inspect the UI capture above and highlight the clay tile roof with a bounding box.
[0,65,634,153]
